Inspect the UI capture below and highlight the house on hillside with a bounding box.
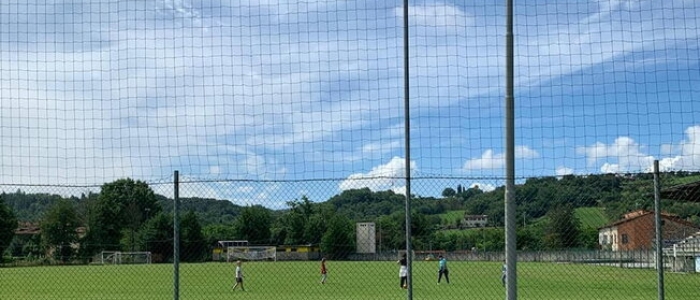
[462,214,488,228]
[15,222,41,236]
[598,210,700,251]
[12,222,86,258]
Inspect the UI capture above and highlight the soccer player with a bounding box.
[501,261,507,287]
[233,260,245,291]
[320,258,328,284]
[437,255,450,284]
[398,253,408,289]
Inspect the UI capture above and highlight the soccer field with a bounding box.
[0,261,698,299]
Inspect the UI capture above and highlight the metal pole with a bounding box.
[173,170,180,300]
[402,0,413,299]
[504,0,517,299]
[653,160,664,300]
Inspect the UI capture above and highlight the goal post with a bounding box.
[227,246,277,262]
[100,251,152,264]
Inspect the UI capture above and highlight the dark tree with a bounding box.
[180,210,206,262]
[303,214,327,245]
[272,196,328,245]
[320,214,354,259]
[233,205,272,244]
[543,204,580,249]
[441,188,456,198]
[41,200,79,262]
[202,223,236,248]
[0,197,18,256]
[84,178,161,254]
[138,212,173,262]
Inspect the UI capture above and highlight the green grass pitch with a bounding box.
[1,261,698,299]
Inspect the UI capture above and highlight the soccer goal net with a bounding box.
[227,246,277,262]
[101,251,152,264]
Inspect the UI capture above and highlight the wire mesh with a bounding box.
[1,1,700,299]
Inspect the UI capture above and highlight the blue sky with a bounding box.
[0,0,699,208]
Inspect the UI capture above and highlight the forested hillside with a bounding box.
[7,172,700,227]
[3,192,243,227]
[3,172,700,261]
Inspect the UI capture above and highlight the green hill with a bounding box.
[666,174,700,186]
[574,207,609,229]
[438,210,465,226]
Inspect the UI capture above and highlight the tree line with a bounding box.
[2,172,700,263]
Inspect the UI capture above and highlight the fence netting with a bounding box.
[1,1,700,299]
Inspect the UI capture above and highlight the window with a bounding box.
[621,234,629,244]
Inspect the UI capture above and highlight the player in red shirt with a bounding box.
[320,258,328,284]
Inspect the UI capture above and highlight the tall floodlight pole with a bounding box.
[653,160,665,300]
[504,1,517,300]
[173,170,180,300]
[402,0,413,299]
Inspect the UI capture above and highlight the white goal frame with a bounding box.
[227,246,277,262]
[101,251,152,264]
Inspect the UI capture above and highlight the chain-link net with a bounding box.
[1,1,700,299]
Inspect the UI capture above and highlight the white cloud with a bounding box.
[576,125,700,174]
[578,137,638,165]
[658,125,700,171]
[463,146,539,170]
[339,156,415,193]
[516,146,539,159]
[519,0,698,89]
[463,150,502,170]
[391,185,407,197]
[470,183,496,192]
[156,0,200,20]
[0,1,698,207]
[236,186,255,194]
[661,143,675,155]
[395,3,473,28]
[556,166,574,177]
[150,177,287,209]
[209,166,221,175]
[577,137,655,173]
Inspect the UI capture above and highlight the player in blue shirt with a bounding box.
[437,255,450,284]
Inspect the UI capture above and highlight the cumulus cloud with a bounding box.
[463,146,539,170]
[577,137,655,173]
[658,125,700,171]
[556,166,575,177]
[576,125,700,173]
[339,156,415,193]
[470,182,496,192]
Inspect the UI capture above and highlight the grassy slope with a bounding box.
[438,210,465,226]
[1,261,698,300]
[575,207,610,229]
[438,207,609,229]
[666,174,700,186]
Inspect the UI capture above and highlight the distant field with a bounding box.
[438,210,465,225]
[575,207,610,229]
[666,175,700,186]
[1,261,698,299]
